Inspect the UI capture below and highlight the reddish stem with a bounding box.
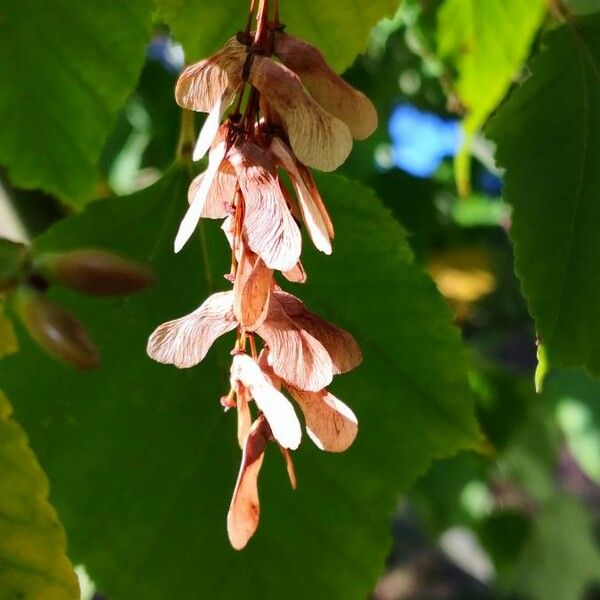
[231,187,245,277]
[244,0,257,35]
[254,0,270,50]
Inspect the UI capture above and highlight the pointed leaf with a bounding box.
[0,0,153,204]
[507,496,600,600]
[0,390,79,600]
[487,16,600,375]
[437,0,546,193]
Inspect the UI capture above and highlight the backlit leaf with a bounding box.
[437,0,546,194]
[0,390,79,600]
[0,0,153,204]
[156,0,398,72]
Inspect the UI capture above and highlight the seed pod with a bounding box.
[34,249,154,296]
[13,286,100,370]
[0,238,29,292]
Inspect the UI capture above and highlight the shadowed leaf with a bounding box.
[0,167,480,598]
[487,16,600,375]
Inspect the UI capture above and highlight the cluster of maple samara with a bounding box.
[147,0,377,549]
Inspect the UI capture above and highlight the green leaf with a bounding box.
[479,510,532,577]
[0,0,153,205]
[0,168,480,598]
[487,17,600,375]
[0,390,79,600]
[545,368,600,485]
[480,379,600,599]
[437,0,545,194]
[565,0,600,16]
[449,194,511,229]
[156,0,398,72]
[498,400,558,503]
[505,496,600,600]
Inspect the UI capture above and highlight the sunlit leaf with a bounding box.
[0,390,79,600]
[0,0,153,204]
[487,16,600,375]
[437,0,546,194]
[0,167,480,599]
[156,0,398,72]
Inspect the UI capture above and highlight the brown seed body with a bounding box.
[14,287,100,370]
[36,249,154,296]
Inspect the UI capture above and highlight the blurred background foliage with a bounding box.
[1,0,600,598]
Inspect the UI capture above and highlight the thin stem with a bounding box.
[230,85,247,121]
[260,98,269,129]
[254,0,270,49]
[242,87,260,134]
[222,387,236,409]
[249,334,258,360]
[197,221,216,293]
[231,187,245,276]
[238,331,248,350]
[546,0,570,22]
[244,0,258,35]
[176,109,196,166]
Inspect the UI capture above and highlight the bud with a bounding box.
[0,238,29,292]
[34,249,154,296]
[13,286,100,370]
